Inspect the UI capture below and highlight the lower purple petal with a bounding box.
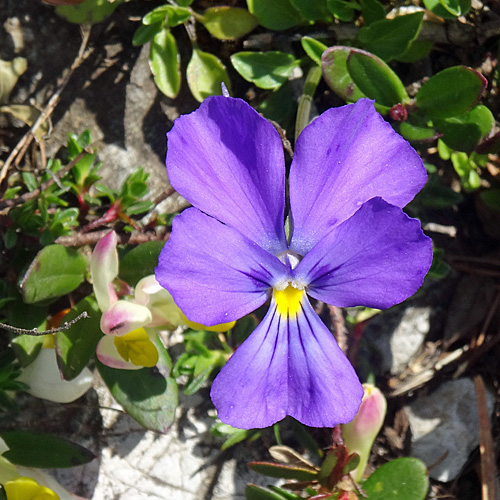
[210,297,363,429]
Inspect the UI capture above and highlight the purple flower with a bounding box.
[155,97,432,429]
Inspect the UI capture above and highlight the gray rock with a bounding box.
[406,377,495,482]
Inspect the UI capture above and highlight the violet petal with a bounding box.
[289,99,427,254]
[166,96,287,254]
[155,207,288,326]
[295,198,433,308]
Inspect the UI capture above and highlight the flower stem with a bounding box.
[294,65,322,144]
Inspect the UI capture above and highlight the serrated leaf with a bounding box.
[322,46,367,103]
[248,461,318,481]
[347,49,409,107]
[357,12,424,61]
[231,51,299,90]
[423,0,470,18]
[245,484,291,500]
[200,7,258,40]
[362,457,428,500]
[246,0,305,30]
[301,37,328,66]
[149,28,181,99]
[133,22,162,46]
[0,57,27,104]
[55,296,102,380]
[434,104,494,152]
[0,430,95,468]
[56,0,125,24]
[119,241,165,287]
[97,332,178,432]
[187,48,231,102]
[20,245,86,304]
[290,0,331,21]
[416,66,487,119]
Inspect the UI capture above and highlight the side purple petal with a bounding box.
[294,198,433,309]
[166,96,287,254]
[155,208,288,326]
[210,297,363,429]
[289,99,427,254]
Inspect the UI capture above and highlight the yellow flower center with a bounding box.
[274,285,304,318]
[4,476,60,500]
[114,328,159,367]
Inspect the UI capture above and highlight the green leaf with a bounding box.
[326,0,359,21]
[427,248,451,279]
[256,82,297,133]
[417,175,463,209]
[359,0,385,25]
[231,51,299,90]
[362,457,428,500]
[133,22,162,47]
[0,430,95,468]
[55,297,102,381]
[289,0,331,21]
[0,57,27,105]
[416,66,487,119]
[143,5,191,27]
[245,484,291,500]
[322,46,367,103]
[435,105,494,152]
[246,0,304,30]
[423,0,470,18]
[56,0,125,24]
[301,36,328,66]
[149,28,181,99]
[395,40,433,63]
[357,12,424,61]
[248,462,318,481]
[346,49,409,107]
[199,7,259,40]
[97,333,178,432]
[187,48,231,102]
[399,121,438,142]
[480,189,500,211]
[20,245,86,304]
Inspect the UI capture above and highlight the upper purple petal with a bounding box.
[294,198,433,309]
[289,99,427,255]
[210,296,363,429]
[155,208,288,326]
[166,96,287,254]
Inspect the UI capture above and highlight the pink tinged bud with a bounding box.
[100,300,152,336]
[341,384,387,482]
[90,231,119,312]
[389,103,408,122]
[134,275,186,328]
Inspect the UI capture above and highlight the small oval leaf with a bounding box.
[246,0,305,30]
[20,245,86,304]
[200,7,258,40]
[362,457,429,500]
[0,430,95,468]
[187,48,231,102]
[231,51,299,90]
[132,22,162,47]
[301,36,328,66]
[346,48,409,107]
[416,66,487,119]
[56,0,124,24]
[149,28,181,99]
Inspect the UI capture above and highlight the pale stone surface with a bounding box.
[406,377,495,482]
[363,306,431,374]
